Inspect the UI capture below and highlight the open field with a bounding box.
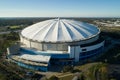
[8,25,21,30]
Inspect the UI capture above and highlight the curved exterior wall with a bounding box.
[20,36,68,51]
[20,39,104,60]
[79,46,103,60]
[20,48,70,59]
[80,40,104,59]
[69,40,104,62]
[20,33,99,51]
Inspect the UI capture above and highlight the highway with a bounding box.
[0,30,21,34]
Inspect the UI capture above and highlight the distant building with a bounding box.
[94,20,120,27]
[7,19,104,71]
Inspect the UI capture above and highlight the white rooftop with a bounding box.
[18,54,51,63]
[21,19,100,43]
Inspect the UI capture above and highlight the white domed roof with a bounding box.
[21,19,100,43]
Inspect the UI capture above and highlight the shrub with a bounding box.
[62,66,73,73]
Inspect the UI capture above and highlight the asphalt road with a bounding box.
[0,30,21,34]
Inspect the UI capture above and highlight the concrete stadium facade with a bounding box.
[7,19,104,71]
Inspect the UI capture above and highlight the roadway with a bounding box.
[0,30,21,34]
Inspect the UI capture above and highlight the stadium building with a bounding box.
[7,19,104,71]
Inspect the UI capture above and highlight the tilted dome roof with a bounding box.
[21,19,100,43]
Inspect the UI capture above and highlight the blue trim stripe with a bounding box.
[20,48,69,58]
[79,46,103,59]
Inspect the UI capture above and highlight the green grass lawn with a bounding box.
[9,26,21,29]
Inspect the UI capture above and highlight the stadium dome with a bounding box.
[8,18,104,71]
[21,19,100,43]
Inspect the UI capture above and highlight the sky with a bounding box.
[0,0,120,17]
